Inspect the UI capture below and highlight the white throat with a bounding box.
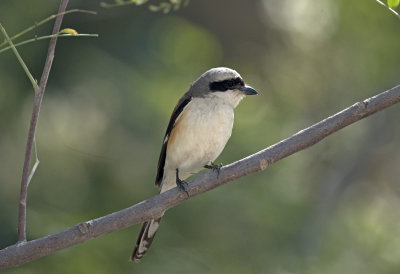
[206,90,245,108]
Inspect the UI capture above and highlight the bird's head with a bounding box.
[188,67,258,108]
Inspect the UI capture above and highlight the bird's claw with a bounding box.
[176,178,188,193]
[175,168,189,196]
[204,162,223,178]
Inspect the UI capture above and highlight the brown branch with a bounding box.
[17,0,70,243]
[1,84,399,269]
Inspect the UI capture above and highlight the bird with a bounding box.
[131,67,258,262]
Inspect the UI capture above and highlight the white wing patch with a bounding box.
[163,135,169,144]
[147,220,160,237]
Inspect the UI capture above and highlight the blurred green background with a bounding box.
[1,0,400,273]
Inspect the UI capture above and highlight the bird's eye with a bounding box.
[210,77,244,92]
[226,80,235,88]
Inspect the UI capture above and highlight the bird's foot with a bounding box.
[204,162,223,178]
[176,169,189,196]
[176,177,188,192]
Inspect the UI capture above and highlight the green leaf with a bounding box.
[148,4,161,11]
[388,0,400,9]
[132,0,148,5]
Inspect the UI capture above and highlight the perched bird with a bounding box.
[131,67,258,262]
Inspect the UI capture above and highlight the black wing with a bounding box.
[155,96,192,187]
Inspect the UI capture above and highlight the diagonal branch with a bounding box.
[17,0,69,243]
[0,84,399,270]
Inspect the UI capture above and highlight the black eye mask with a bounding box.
[209,77,244,91]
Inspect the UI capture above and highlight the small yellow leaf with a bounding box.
[60,28,78,36]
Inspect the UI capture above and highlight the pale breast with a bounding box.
[166,97,234,176]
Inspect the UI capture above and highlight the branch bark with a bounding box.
[17,0,69,243]
[1,84,399,270]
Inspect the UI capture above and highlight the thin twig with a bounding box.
[0,33,99,54]
[0,25,41,187]
[376,0,400,19]
[0,9,97,48]
[0,24,39,92]
[27,137,40,187]
[17,0,70,243]
[1,84,399,269]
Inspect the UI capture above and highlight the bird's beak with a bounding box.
[239,85,258,95]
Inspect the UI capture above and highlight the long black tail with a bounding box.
[130,217,162,262]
